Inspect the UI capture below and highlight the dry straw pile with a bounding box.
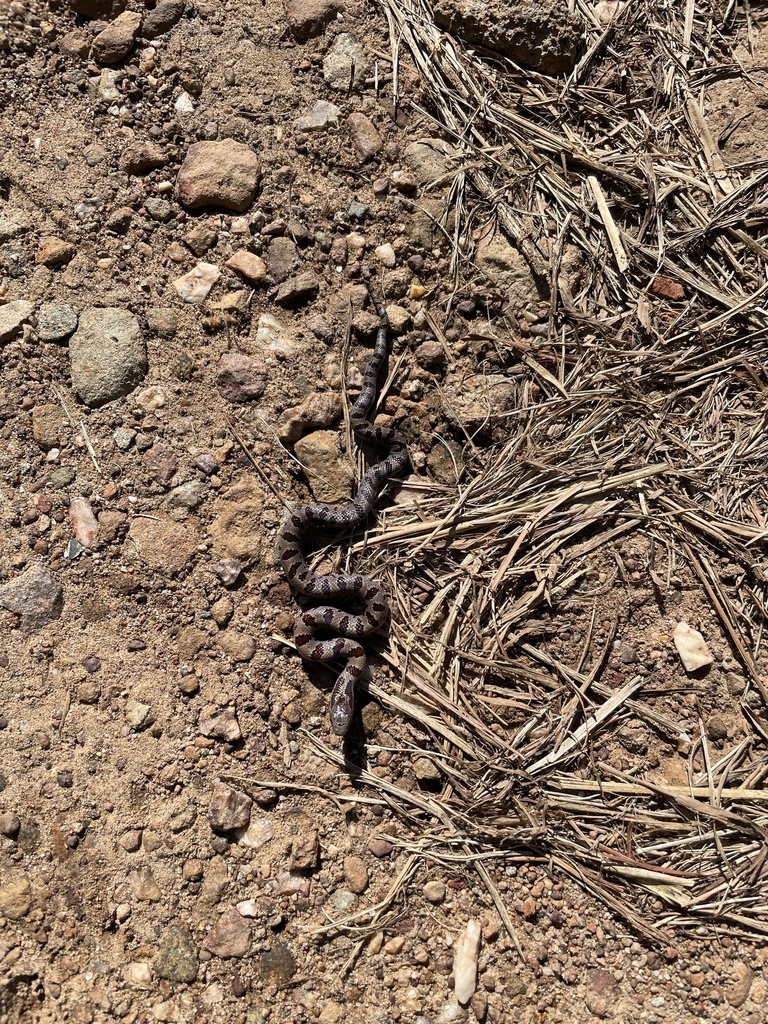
[270,0,768,955]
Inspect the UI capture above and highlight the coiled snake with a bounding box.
[275,270,409,735]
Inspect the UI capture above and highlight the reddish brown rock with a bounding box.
[216,353,268,402]
[176,140,262,212]
[284,0,341,40]
[35,237,76,267]
[119,141,168,174]
[347,113,382,163]
[91,10,142,64]
[207,782,252,832]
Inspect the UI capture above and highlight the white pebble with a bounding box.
[452,918,481,1005]
[673,621,713,672]
[173,262,221,304]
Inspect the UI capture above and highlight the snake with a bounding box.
[275,269,409,735]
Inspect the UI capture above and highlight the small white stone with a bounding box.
[347,231,366,256]
[374,242,396,267]
[236,900,259,917]
[254,313,296,358]
[124,962,153,989]
[175,90,195,114]
[453,918,481,1006]
[673,621,713,672]
[173,262,220,304]
[236,815,274,850]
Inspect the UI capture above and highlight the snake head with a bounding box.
[329,691,353,736]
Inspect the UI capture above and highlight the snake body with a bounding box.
[275,271,409,735]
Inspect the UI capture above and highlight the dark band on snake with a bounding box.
[275,268,409,735]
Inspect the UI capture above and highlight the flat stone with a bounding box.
[173,262,221,304]
[403,139,459,186]
[105,206,134,233]
[208,490,264,567]
[295,99,342,133]
[423,879,446,903]
[284,0,340,40]
[142,442,178,485]
[225,250,267,282]
[673,621,713,673]
[119,141,168,174]
[186,221,218,256]
[253,313,298,358]
[69,307,147,407]
[200,709,242,743]
[217,630,256,662]
[347,113,382,162]
[257,942,296,986]
[290,830,319,871]
[323,32,366,91]
[129,866,162,902]
[125,515,199,575]
[0,208,32,242]
[91,10,142,64]
[294,430,353,503]
[0,300,34,343]
[0,565,63,630]
[433,0,582,74]
[204,907,251,958]
[152,925,199,984]
[274,271,320,305]
[63,30,93,58]
[585,968,621,1018]
[0,876,31,920]
[176,140,262,212]
[265,237,299,283]
[144,197,173,222]
[142,0,185,39]
[166,479,209,510]
[216,353,268,402]
[37,303,78,341]
[125,698,154,730]
[277,392,342,443]
[36,236,76,267]
[31,401,66,446]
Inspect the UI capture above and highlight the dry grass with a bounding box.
[269,0,768,948]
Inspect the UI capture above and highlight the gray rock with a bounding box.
[295,100,342,133]
[433,0,582,75]
[69,308,147,406]
[257,942,297,987]
[152,925,199,984]
[323,33,367,91]
[265,237,299,283]
[0,209,32,243]
[0,565,63,630]
[144,197,173,222]
[275,271,320,305]
[166,480,209,510]
[0,300,35,343]
[142,0,185,40]
[37,303,78,342]
[403,139,459,186]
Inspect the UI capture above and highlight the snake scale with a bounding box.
[275,269,409,735]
